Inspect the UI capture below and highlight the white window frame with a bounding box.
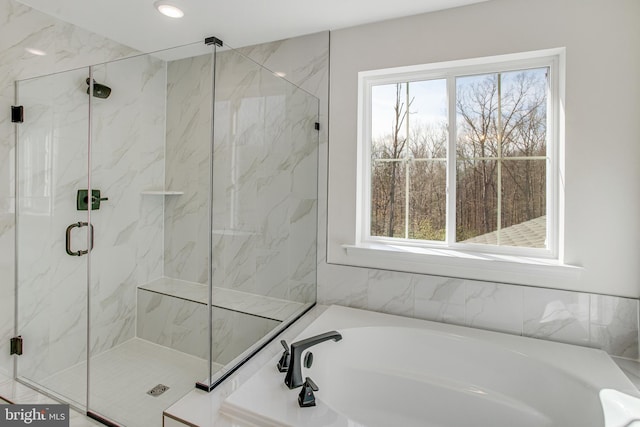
[356,49,565,263]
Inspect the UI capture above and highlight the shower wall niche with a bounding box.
[14,40,319,426]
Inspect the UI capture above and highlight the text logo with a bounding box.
[0,405,69,427]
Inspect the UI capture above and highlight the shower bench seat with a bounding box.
[136,277,310,363]
[138,277,306,322]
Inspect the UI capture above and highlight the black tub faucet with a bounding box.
[284,331,342,389]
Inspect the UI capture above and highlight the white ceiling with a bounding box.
[16,0,488,52]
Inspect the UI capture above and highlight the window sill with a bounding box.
[341,242,583,286]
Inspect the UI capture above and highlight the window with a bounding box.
[358,50,561,258]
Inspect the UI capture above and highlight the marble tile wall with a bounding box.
[15,54,166,381]
[164,44,319,305]
[236,35,328,303]
[88,55,166,354]
[164,54,212,284]
[0,0,137,377]
[137,289,208,359]
[318,265,639,358]
[212,51,319,303]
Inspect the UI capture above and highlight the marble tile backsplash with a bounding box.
[317,264,639,358]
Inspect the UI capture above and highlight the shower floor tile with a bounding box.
[39,338,223,427]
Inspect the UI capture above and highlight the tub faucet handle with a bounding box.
[298,377,319,408]
[277,340,290,372]
[284,330,342,389]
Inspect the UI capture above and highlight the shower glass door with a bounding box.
[86,52,176,426]
[15,66,91,410]
[87,43,216,426]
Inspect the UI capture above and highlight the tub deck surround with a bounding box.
[138,277,308,321]
[163,306,329,427]
[220,305,640,427]
[613,358,640,390]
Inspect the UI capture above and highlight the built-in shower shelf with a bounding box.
[138,277,307,322]
[140,190,184,195]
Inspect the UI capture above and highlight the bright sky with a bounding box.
[370,68,548,142]
[371,79,447,141]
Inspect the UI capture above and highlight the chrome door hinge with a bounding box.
[10,336,23,355]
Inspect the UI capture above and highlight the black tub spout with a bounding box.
[284,331,342,389]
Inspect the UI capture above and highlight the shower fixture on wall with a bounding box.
[86,78,111,99]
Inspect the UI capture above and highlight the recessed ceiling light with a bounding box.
[25,47,47,56]
[154,1,184,18]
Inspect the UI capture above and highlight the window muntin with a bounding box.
[362,55,557,257]
[370,79,447,240]
[455,68,548,248]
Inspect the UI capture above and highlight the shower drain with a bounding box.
[147,384,170,397]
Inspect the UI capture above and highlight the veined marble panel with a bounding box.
[236,32,328,282]
[590,295,639,359]
[211,47,319,304]
[212,308,279,365]
[164,54,212,284]
[319,265,640,358]
[88,54,166,356]
[413,276,466,326]
[137,288,209,360]
[367,270,415,317]
[523,287,590,346]
[465,281,524,335]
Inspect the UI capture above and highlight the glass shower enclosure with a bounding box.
[14,39,318,426]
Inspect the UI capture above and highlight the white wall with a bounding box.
[327,0,640,298]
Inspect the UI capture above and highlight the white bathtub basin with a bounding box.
[221,305,640,427]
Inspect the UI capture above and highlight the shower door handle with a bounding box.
[65,222,94,256]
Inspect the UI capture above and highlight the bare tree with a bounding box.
[371,83,414,237]
[371,68,547,247]
[456,69,547,241]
